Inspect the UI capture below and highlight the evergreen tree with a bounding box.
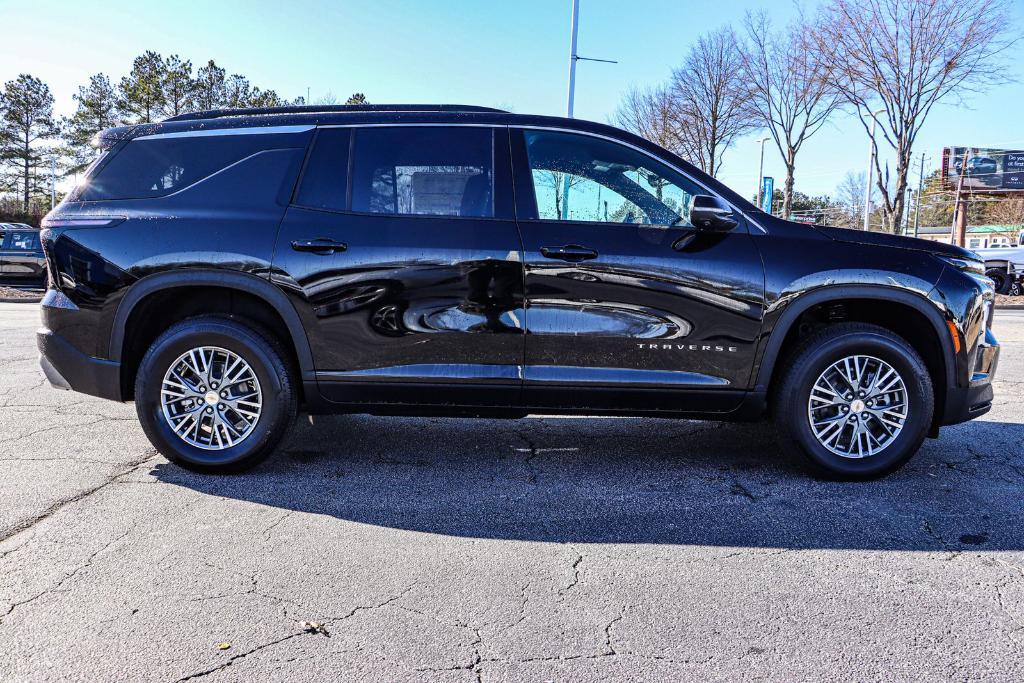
[62,74,119,173]
[118,51,166,123]
[161,54,194,118]
[0,74,59,212]
[192,60,226,111]
[345,92,368,105]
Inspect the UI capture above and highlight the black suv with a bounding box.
[37,104,999,479]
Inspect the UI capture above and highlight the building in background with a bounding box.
[915,224,1022,249]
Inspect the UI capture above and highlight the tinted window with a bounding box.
[351,127,493,218]
[523,130,703,226]
[5,231,40,251]
[294,128,351,211]
[78,135,273,201]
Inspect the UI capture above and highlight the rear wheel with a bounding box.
[134,316,297,472]
[773,323,933,480]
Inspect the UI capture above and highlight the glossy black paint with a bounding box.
[36,107,997,428]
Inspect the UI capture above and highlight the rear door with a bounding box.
[510,128,765,413]
[272,124,525,407]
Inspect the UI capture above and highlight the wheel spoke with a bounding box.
[160,346,262,452]
[807,354,908,460]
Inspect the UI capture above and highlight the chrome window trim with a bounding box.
[134,124,314,141]
[318,122,768,234]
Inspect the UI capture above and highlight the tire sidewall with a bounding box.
[136,321,290,469]
[787,332,932,478]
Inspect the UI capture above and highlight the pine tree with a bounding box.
[345,93,368,105]
[0,74,59,212]
[193,60,226,111]
[62,74,119,174]
[161,55,194,118]
[118,51,166,123]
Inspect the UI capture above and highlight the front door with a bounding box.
[272,125,525,407]
[510,128,765,413]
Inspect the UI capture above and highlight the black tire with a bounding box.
[986,268,1011,295]
[772,322,934,480]
[134,316,297,472]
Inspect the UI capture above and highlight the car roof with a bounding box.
[93,104,758,216]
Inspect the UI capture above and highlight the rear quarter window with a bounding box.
[77,134,275,201]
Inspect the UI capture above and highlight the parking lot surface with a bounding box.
[1,302,1023,681]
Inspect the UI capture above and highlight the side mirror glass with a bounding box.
[689,194,738,232]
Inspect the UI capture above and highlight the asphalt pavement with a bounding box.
[1,302,1023,681]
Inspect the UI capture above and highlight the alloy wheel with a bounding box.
[160,346,263,450]
[806,354,909,459]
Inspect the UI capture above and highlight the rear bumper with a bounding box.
[941,327,999,425]
[37,328,122,401]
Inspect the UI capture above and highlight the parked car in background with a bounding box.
[976,243,1024,294]
[36,104,999,480]
[0,223,47,288]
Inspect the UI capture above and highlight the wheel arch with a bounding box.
[109,270,315,396]
[754,285,955,401]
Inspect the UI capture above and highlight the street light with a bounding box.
[755,136,771,209]
[562,0,616,219]
[861,108,885,231]
[565,0,617,119]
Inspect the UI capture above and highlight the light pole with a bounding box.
[561,0,616,219]
[861,108,884,231]
[913,153,926,239]
[755,136,770,208]
[566,0,580,119]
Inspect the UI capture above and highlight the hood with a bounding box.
[810,225,978,260]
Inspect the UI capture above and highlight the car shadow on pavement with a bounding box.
[152,414,1024,551]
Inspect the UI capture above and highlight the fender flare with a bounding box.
[753,285,955,392]
[107,269,315,378]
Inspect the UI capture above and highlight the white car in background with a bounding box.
[976,240,1024,294]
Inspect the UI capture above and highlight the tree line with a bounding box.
[0,51,368,219]
[615,0,1014,233]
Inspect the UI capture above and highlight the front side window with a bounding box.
[523,130,702,226]
[350,127,494,218]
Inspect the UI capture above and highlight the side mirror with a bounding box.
[689,194,738,232]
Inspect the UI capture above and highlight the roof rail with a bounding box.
[164,104,509,122]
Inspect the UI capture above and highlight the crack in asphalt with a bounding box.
[558,551,584,596]
[174,631,308,681]
[0,452,158,544]
[1,525,135,624]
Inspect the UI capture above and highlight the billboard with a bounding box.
[942,147,1024,192]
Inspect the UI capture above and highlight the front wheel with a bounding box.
[773,323,934,480]
[134,316,297,472]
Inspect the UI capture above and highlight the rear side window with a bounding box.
[350,127,493,218]
[5,231,40,251]
[78,135,272,201]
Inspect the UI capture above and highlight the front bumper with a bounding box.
[941,327,999,425]
[37,328,122,401]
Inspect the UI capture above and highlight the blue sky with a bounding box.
[2,0,1023,200]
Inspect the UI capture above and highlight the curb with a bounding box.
[0,296,42,304]
[997,305,1024,310]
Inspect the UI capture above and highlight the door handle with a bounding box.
[540,244,598,262]
[291,238,348,255]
